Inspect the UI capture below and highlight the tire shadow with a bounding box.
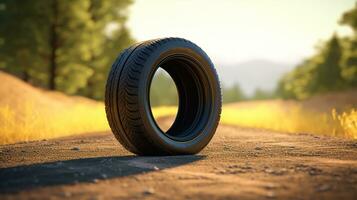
[0,155,204,193]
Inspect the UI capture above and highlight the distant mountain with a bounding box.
[216,59,296,96]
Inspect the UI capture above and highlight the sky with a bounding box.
[127,0,356,95]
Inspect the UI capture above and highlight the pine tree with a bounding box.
[223,83,245,103]
[149,70,179,106]
[50,0,94,93]
[0,0,134,98]
[79,0,134,99]
[0,0,48,85]
[0,0,94,92]
[311,35,344,92]
[340,2,357,86]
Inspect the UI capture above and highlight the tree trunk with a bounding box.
[23,68,29,82]
[49,0,58,90]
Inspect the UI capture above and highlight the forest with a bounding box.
[0,0,134,100]
[1,0,357,104]
[277,4,357,100]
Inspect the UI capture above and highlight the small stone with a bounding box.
[266,191,276,198]
[242,166,252,170]
[265,168,286,175]
[143,188,155,195]
[316,184,331,192]
[233,169,247,173]
[63,192,72,197]
[264,183,278,189]
[255,146,263,150]
[223,146,230,150]
[101,174,107,178]
[153,166,159,171]
[264,169,274,174]
[21,150,26,153]
[351,142,357,148]
[71,147,80,151]
[308,168,322,176]
[92,179,99,183]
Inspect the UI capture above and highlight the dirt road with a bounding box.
[1,122,357,199]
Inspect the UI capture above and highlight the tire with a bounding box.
[105,38,221,155]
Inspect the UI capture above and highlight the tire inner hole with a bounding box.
[149,57,207,141]
[149,67,179,132]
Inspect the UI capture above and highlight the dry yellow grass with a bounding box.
[0,72,180,145]
[0,101,178,145]
[0,72,110,145]
[147,103,357,139]
[221,101,357,139]
[0,71,183,144]
[0,102,109,145]
[219,91,357,139]
[148,103,357,139]
[151,106,178,119]
[336,109,357,138]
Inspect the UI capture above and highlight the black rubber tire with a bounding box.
[105,38,221,155]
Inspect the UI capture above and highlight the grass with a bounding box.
[0,102,181,145]
[137,102,357,139]
[151,106,178,119]
[0,101,181,145]
[221,103,357,139]
[1,102,356,145]
[0,101,109,145]
[336,109,357,138]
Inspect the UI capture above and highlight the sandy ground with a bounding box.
[1,118,357,200]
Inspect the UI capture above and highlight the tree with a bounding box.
[340,2,357,86]
[48,1,96,93]
[0,0,95,92]
[277,36,344,100]
[252,88,274,100]
[79,0,134,99]
[222,83,245,103]
[276,59,315,100]
[0,0,48,86]
[0,0,134,98]
[340,2,357,33]
[310,35,344,93]
[276,3,357,100]
[149,70,179,106]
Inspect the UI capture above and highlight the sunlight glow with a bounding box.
[128,0,355,64]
